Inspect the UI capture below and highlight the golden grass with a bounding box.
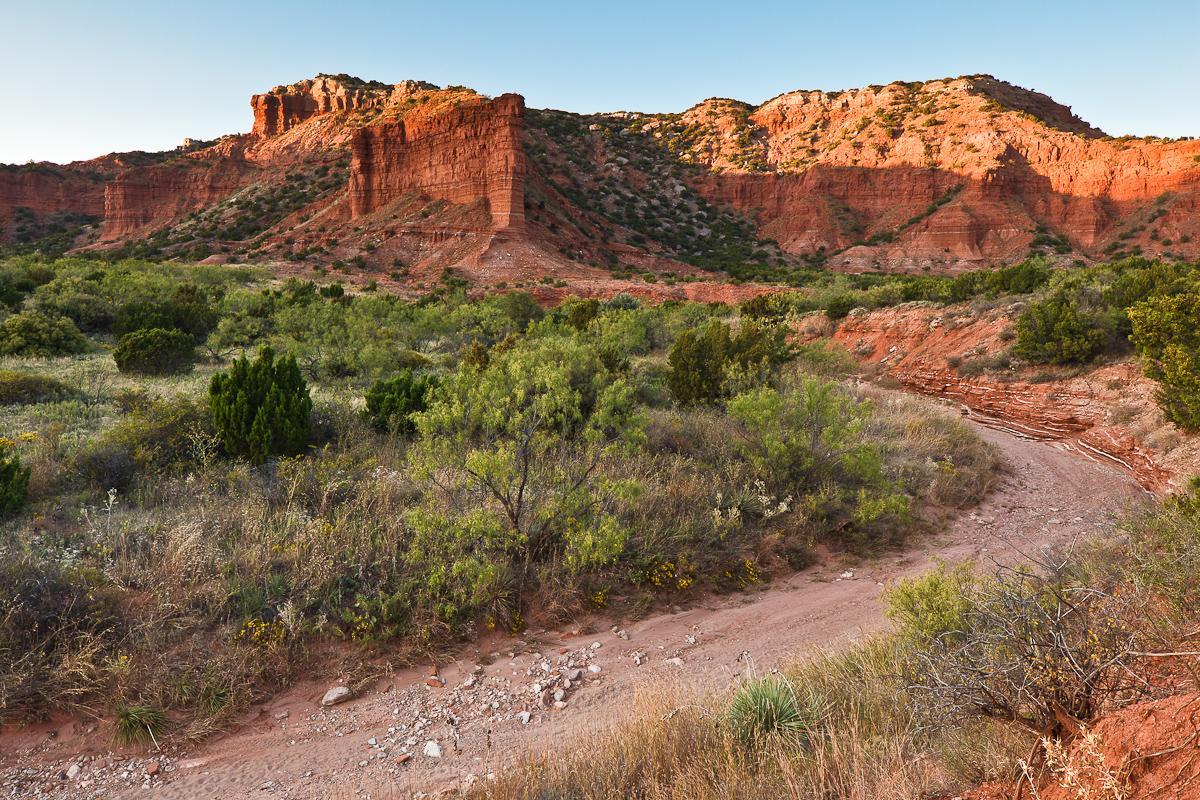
[464,638,1026,800]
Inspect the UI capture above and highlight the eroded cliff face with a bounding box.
[348,94,526,231]
[816,302,1198,493]
[100,160,252,241]
[250,76,394,137]
[0,168,106,221]
[4,73,1200,287]
[673,76,1200,269]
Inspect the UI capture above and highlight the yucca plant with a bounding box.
[114,703,167,746]
[726,675,824,748]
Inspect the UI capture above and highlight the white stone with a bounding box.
[320,686,352,706]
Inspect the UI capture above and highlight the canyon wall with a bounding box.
[680,77,1200,268]
[4,74,1199,274]
[101,162,250,241]
[0,168,106,223]
[347,94,526,231]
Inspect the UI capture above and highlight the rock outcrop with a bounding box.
[251,76,393,137]
[823,302,1200,493]
[0,167,107,238]
[4,73,1200,282]
[348,94,526,232]
[101,161,250,241]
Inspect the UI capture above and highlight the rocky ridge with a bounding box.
[2,74,1199,287]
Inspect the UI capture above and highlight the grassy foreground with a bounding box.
[467,497,1200,800]
[0,256,1001,741]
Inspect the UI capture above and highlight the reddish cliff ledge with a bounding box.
[251,76,392,137]
[348,94,526,232]
[101,161,250,241]
[0,167,106,233]
[816,303,1200,493]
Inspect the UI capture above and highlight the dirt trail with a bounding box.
[2,420,1149,800]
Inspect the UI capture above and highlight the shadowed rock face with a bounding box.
[2,74,1198,275]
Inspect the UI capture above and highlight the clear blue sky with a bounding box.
[2,0,1197,164]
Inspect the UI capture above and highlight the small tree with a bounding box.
[1129,292,1200,431]
[0,447,30,515]
[113,328,196,375]
[365,370,439,434]
[0,311,88,357]
[210,348,312,464]
[1014,292,1105,364]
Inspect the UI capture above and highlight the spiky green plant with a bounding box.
[726,675,823,747]
[114,704,167,746]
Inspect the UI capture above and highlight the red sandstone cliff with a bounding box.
[4,74,1200,284]
[677,77,1200,270]
[100,160,252,241]
[348,93,526,232]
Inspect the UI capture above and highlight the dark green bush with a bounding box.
[1129,291,1200,431]
[667,320,730,406]
[1013,292,1105,364]
[113,328,196,375]
[0,370,75,404]
[0,311,88,357]
[30,277,113,332]
[210,348,312,463]
[365,370,439,434]
[667,320,793,405]
[0,447,30,515]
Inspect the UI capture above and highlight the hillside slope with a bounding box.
[2,74,1199,284]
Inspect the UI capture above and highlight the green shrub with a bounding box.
[30,277,113,332]
[210,348,312,464]
[883,560,977,642]
[727,378,910,549]
[824,293,859,320]
[112,301,176,336]
[667,320,730,406]
[365,370,439,433]
[1129,292,1200,431]
[1013,291,1105,364]
[114,704,167,746]
[0,311,88,357]
[75,395,212,488]
[0,370,75,404]
[666,317,796,405]
[726,675,822,747]
[0,447,30,515]
[113,328,196,375]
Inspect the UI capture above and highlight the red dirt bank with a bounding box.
[806,302,1200,493]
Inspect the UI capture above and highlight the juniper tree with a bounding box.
[209,347,312,464]
[0,447,30,515]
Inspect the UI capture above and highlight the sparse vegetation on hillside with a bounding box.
[525,108,784,277]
